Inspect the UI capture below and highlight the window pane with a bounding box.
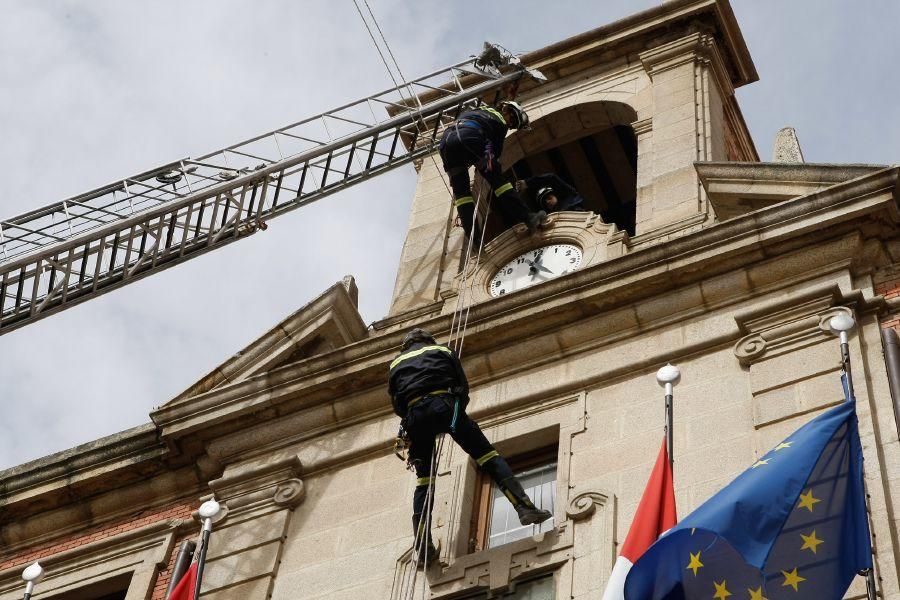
[463,576,554,599]
[512,576,554,599]
[487,463,556,548]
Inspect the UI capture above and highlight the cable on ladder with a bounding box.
[349,8,545,598]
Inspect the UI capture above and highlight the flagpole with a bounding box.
[829,314,878,600]
[193,499,222,600]
[165,540,197,598]
[21,562,43,600]
[657,364,681,471]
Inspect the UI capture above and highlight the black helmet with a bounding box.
[535,186,555,209]
[402,328,436,350]
[499,100,529,130]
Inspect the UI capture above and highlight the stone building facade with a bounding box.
[1,1,899,599]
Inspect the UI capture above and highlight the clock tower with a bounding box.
[383,1,757,325]
[4,3,900,600]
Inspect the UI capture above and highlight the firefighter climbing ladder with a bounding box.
[0,44,538,336]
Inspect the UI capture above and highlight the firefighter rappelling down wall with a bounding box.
[2,1,900,600]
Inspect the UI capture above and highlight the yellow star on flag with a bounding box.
[774,441,793,451]
[797,489,821,512]
[800,530,824,554]
[748,587,767,600]
[781,567,806,592]
[751,458,770,469]
[713,580,733,600]
[685,551,704,576]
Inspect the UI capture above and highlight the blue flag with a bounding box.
[624,379,871,599]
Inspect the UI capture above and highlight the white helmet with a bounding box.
[499,100,529,130]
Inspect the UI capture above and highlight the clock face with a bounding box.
[489,243,583,298]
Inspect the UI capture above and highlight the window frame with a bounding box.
[469,445,559,553]
[0,520,181,600]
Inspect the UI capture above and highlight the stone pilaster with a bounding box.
[201,456,305,598]
[637,33,735,235]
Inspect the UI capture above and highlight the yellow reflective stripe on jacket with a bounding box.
[476,450,499,466]
[416,476,434,486]
[494,182,513,197]
[390,344,452,370]
[454,195,475,207]
[481,106,506,125]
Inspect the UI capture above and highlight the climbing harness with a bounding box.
[393,425,411,463]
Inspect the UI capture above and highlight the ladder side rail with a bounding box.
[0,64,502,264]
[0,71,519,335]
[0,69,517,275]
[194,58,475,159]
[0,137,440,336]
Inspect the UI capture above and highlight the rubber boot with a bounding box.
[411,513,439,569]
[500,476,552,526]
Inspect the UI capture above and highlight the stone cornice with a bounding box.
[0,424,165,510]
[521,0,756,89]
[151,167,899,446]
[3,167,897,525]
[395,0,755,126]
[0,518,183,590]
[698,162,889,221]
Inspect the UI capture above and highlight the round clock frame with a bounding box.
[450,211,627,307]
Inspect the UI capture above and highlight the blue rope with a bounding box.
[450,397,460,433]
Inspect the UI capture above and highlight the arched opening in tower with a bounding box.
[476,100,638,241]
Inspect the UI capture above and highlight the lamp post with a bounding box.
[828,313,877,600]
[193,499,222,600]
[21,562,44,600]
[656,363,681,471]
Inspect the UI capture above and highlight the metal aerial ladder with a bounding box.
[0,44,543,336]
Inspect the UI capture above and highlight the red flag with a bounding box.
[602,438,677,600]
[167,563,197,600]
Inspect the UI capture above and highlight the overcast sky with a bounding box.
[1,0,898,470]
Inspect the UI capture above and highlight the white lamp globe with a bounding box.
[829,314,855,334]
[22,562,44,583]
[656,364,681,387]
[198,499,221,520]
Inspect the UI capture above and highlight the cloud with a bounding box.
[0,0,896,468]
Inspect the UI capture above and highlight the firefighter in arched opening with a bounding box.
[388,328,552,568]
[438,101,546,248]
[516,173,586,213]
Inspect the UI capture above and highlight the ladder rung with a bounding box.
[0,46,531,335]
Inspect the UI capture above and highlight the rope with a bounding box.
[348,8,505,594]
[400,435,445,599]
[352,0,401,91]
[363,0,422,109]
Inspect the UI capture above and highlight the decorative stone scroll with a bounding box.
[208,455,305,516]
[566,490,611,521]
[732,286,854,366]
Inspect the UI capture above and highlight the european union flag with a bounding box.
[625,379,871,599]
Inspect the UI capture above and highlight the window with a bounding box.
[464,575,554,599]
[43,574,130,600]
[471,447,557,552]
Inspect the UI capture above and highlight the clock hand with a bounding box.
[525,258,554,275]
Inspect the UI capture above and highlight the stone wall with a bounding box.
[0,500,198,600]
[875,264,900,331]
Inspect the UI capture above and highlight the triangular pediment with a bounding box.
[167,276,368,403]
